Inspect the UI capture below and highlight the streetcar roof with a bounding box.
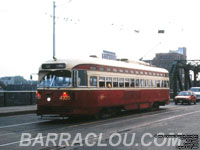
[39,57,168,73]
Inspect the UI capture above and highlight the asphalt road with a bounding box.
[0,102,200,150]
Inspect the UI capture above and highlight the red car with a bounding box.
[175,91,197,105]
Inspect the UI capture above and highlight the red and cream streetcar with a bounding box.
[36,57,170,117]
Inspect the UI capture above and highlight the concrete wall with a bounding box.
[0,91,36,106]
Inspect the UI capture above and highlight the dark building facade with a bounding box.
[144,47,187,91]
[144,47,187,72]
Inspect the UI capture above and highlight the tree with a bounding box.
[0,81,6,90]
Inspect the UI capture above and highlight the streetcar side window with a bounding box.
[99,77,105,87]
[161,80,164,88]
[90,76,97,87]
[163,80,169,88]
[140,79,144,87]
[113,77,118,87]
[153,80,156,88]
[149,80,153,88]
[106,77,112,88]
[166,80,169,88]
[125,78,130,87]
[164,80,167,87]
[78,70,88,87]
[157,80,161,88]
[144,80,148,87]
[136,79,140,87]
[119,78,124,87]
[130,79,135,87]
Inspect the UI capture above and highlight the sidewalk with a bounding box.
[0,105,36,117]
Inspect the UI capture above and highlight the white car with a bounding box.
[190,87,200,101]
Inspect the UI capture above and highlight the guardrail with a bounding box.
[0,91,36,107]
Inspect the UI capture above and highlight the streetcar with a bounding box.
[36,57,170,117]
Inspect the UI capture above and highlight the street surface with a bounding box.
[0,102,200,150]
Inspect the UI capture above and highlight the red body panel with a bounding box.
[37,89,170,116]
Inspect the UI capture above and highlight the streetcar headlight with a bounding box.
[47,97,51,102]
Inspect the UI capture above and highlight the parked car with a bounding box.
[175,91,196,105]
[189,87,200,101]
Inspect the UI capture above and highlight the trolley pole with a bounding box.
[53,1,56,60]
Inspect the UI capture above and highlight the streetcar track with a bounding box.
[0,120,50,129]
[0,105,196,139]
[0,105,199,147]
[53,110,200,150]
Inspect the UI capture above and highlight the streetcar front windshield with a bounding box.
[38,70,72,88]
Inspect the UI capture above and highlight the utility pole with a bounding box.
[53,1,56,60]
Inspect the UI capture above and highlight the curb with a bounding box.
[0,110,36,117]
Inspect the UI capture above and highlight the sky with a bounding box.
[0,0,200,80]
